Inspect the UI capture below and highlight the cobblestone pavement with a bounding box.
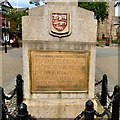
[5,95,18,117]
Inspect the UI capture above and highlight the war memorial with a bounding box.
[22,0,97,118]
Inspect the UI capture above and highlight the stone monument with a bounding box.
[22,0,97,118]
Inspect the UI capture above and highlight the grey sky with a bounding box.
[8,0,36,8]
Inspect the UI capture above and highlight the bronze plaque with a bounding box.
[29,51,89,92]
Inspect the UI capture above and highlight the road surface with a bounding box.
[96,46,119,92]
[0,46,119,93]
[0,46,23,94]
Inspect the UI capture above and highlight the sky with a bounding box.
[8,0,37,8]
[7,0,110,8]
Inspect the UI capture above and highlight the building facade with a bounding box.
[0,0,13,44]
[97,0,114,40]
[98,0,120,42]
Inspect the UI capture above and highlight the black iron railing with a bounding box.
[0,74,120,120]
[0,74,36,120]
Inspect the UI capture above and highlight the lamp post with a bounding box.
[4,32,7,53]
[2,21,7,53]
[2,9,7,53]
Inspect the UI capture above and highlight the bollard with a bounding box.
[95,74,108,106]
[16,74,24,106]
[111,85,120,120]
[4,40,7,53]
[16,103,28,120]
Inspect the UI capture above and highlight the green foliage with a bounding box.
[112,39,119,44]
[5,8,28,34]
[78,2,109,22]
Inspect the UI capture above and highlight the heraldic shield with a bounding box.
[50,13,71,37]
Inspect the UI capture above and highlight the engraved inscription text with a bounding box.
[29,51,89,92]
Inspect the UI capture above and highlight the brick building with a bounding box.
[0,0,13,43]
[98,0,120,43]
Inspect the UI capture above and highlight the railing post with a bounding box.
[74,100,100,120]
[0,87,6,120]
[16,74,23,106]
[111,85,120,120]
[97,74,108,106]
[85,100,95,120]
[95,74,108,106]
[100,74,108,106]
[16,103,28,120]
[0,86,16,120]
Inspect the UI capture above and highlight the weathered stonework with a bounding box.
[22,1,97,118]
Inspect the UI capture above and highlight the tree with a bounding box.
[5,8,28,39]
[29,0,46,6]
[79,2,109,41]
[78,2,109,22]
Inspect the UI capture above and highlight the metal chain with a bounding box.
[3,103,15,120]
[74,111,84,120]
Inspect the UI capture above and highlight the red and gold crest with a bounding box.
[50,13,71,37]
[52,13,67,32]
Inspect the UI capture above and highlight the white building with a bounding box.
[114,0,120,17]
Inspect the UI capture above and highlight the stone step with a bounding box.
[24,98,97,118]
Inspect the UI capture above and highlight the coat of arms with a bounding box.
[50,13,71,37]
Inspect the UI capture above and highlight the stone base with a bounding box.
[24,98,97,118]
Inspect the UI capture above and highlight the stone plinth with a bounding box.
[25,98,97,118]
[22,1,97,118]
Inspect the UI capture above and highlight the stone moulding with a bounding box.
[28,50,90,93]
